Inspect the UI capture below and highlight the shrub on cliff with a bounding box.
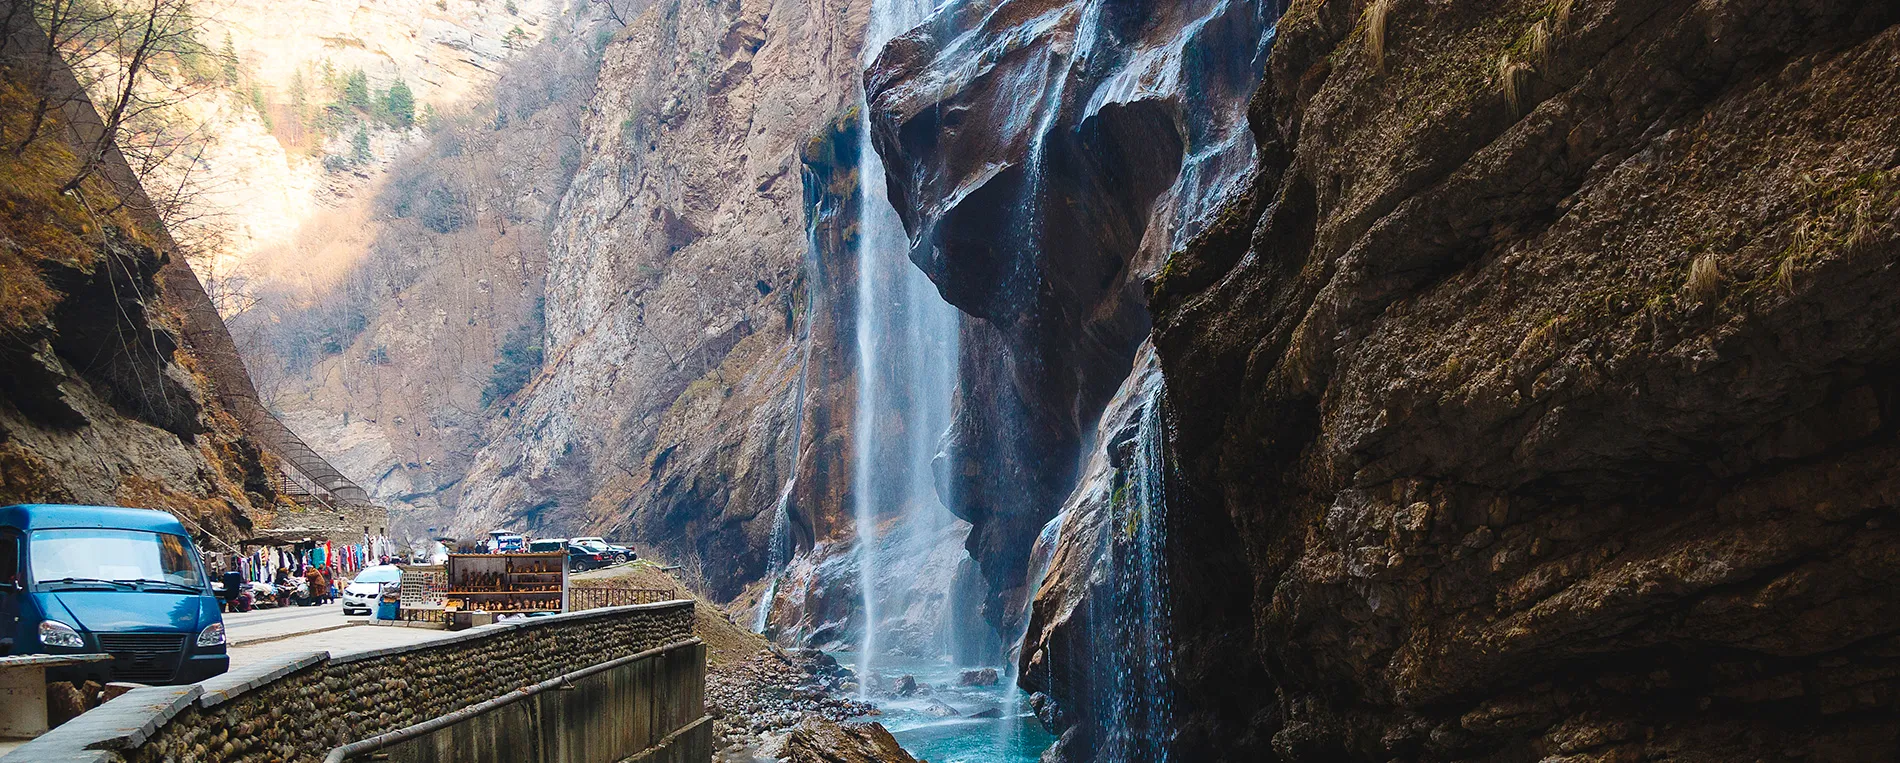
[379,79,414,129]
[481,303,546,408]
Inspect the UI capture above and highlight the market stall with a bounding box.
[442,552,568,627]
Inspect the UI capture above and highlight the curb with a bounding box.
[228,622,365,648]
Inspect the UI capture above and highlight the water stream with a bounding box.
[870,653,1058,763]
[754,166,829,635]
[844,1,1264,760]
[853,0,964,696]
[1098,372,1175,762]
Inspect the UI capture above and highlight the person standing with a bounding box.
[302,566,324,607]
[220,568,243,613]
[319,566,336,604]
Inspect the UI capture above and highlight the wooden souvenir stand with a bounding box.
[389,564,449,627]
[444,552,569,624]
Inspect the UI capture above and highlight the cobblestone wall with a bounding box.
[3,601,697,763]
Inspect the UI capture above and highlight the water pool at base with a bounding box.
[839,653,1055,763]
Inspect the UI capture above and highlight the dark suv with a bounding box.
[526,539,608,571]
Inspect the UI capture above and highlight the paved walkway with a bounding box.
[228,623,459,668]
[224,603,367,645]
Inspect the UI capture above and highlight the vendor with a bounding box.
[303,566,325,607]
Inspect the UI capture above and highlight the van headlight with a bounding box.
[39,619,84,648]
[196,622,226,647]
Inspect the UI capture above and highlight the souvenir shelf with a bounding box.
[443,552,570,614]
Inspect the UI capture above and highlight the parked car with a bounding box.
[341,565,402,616]
[0,504,229,685]
[528,539,608,571]
[570,537,627,563]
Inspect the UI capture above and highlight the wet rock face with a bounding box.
[867,0,1270,628]
[1148,0,1900,759]
[1019,346,1267,761]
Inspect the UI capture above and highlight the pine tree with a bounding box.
[220,32,238,87]
[343,69,372,110]
[290,71,308,123]
[249,84,273,130]
[381,79,415,129]
[351,126,372,165]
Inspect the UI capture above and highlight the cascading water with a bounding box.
[755,187,828,635]
[848,0,1271,759]
[1098,372,1175,762]
[852,0,961,691]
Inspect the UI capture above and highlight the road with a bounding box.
[223,602,365,646]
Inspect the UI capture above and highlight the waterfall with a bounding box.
[853,0,959,692]
[756,167,830,635]
[1100,372,1175,762]
[752,478,794,633]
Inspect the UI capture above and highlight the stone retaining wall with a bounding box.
[3,601,698,763]
[375,641,710,763]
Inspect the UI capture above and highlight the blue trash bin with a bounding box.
[376,600,399,620]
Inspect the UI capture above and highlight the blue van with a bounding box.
[0,505,229,685]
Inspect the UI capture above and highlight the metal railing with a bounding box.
[567,586,679,612]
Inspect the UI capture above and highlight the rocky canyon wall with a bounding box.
[866,0,1900,759]
[1138,0,1900,760]
[446,0,879,601]
[866,0,1272,650]
[1,17,271,540]
[237,1,611,529]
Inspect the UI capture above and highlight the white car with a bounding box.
[341,565,402,615]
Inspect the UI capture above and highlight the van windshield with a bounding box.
[31,529,204,591]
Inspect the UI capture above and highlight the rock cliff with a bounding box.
[866,0,1271,636]
[864,0,1900,759]
[445,0,878,600]
[1,20,270,539]
[1136,0,1900,759]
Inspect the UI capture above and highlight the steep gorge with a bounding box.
[60,0,1898,758]
[860,0,1900,760]
[1015,0,1900,760]
[444,0,879,603]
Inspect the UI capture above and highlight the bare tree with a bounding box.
[590,0,632,28]
[60,0,211,193]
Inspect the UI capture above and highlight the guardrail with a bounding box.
[569,586,679,612]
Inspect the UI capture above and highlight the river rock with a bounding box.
[957,668,999,687]
[783,718,919,763]
[922,699,959,718]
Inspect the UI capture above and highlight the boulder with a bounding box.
[783,718,919,763]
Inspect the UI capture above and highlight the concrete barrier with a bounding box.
[1,601,706,763]
[346,640,711,763]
